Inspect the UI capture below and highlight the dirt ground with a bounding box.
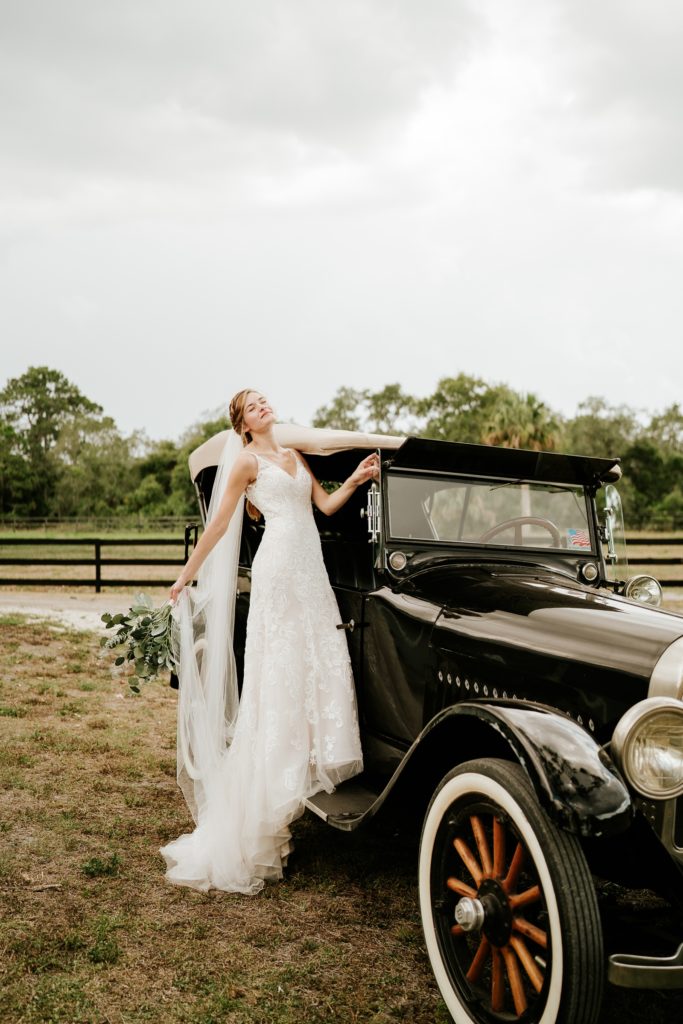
[0,590,134,631]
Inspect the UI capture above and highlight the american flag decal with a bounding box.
[567,528,591,548]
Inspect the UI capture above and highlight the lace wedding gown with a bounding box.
[159,449,364,894]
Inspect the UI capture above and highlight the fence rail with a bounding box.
[0,515,189,533]
[0,529,198,592]
[0,532,682,591]
[625,536,683,587]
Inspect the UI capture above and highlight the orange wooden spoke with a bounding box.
[509,884,541,910]
[493,815,506,879]
[470,815,493,877]
[513,915,547,948]
[510,935,544,993]
[466,936,491,983]
[491,946,505,1012]
[454,837,483,886]
[501,944,528,1017]
[446,876,477,899]
[503,841,525,892]
[451,923,464,937]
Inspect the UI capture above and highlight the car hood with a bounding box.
[402,563,683,682]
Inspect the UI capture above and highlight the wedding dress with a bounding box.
[159,447,364,894]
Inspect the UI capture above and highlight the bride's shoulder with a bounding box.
[232,447,259,482]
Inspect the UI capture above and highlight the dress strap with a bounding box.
[244,450,260,489]
[253,448,297,466]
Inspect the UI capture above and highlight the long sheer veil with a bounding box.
[171,428,244,824]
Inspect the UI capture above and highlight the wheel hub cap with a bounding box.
[478,877,514,947]
[454,896,485,932]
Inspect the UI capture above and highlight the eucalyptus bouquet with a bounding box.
[100,593,178,694]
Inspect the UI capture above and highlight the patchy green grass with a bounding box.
[0,613,29,627]
[0,619,448,1024]
[81,854,122,879]
[0,619,681,1024]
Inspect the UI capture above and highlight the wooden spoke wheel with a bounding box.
[418,759,603,1024]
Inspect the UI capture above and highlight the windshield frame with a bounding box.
[384,468,598,556]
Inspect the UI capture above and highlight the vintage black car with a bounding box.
[186,424,683,1024]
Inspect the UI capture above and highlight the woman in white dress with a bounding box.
[159,389,378,894]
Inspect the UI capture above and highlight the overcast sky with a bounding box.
[1,0,682,441]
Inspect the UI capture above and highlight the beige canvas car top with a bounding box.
[188,423,406,482]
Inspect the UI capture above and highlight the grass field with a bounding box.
[0,615,449,1024]
[2,616,683,1023]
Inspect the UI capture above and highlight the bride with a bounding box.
[159,388,378,894]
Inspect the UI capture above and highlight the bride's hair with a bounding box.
[229,388,263,522]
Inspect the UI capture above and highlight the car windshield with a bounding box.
[387,473,593,551]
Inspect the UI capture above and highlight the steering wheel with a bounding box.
[478,516,561,547]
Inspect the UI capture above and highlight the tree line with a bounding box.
[1,367,682,528]
[0,367,227,522]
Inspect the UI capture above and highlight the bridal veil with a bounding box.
[171,428,244,825]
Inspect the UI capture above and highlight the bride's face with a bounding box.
[243,392,275,434]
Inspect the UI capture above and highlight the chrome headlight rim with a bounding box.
[611,697,683,800]
[649,635,683,701]
[624,573,663,607]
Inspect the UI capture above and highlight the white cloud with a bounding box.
[554,0,683,191]
[0,0,681,442]
[0,1,480,197]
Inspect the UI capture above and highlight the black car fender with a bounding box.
[386,700,633,839]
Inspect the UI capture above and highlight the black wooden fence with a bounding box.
[0,527,198,593]
[0,531,681,591]
[626,537,683,587]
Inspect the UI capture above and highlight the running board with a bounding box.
[608,943,683,989]
[304,779,380,830]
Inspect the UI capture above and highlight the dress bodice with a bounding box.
[245,450,314,525]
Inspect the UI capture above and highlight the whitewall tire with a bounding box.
[418,758,603,1024]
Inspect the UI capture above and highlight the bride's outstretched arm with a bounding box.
[169,452,256,602]
[297,452,379,517]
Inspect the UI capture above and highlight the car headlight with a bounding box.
[611,698,683,799]
[624,574,662,607]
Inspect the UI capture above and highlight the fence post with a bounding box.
[95,541,101,593]
[183,523,198,563]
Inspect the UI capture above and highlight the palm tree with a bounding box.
[482,390,559,451]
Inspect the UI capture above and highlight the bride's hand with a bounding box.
[169,577,188,605]
[349,453,380,486]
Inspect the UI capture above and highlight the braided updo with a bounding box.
[229,388,263,522]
